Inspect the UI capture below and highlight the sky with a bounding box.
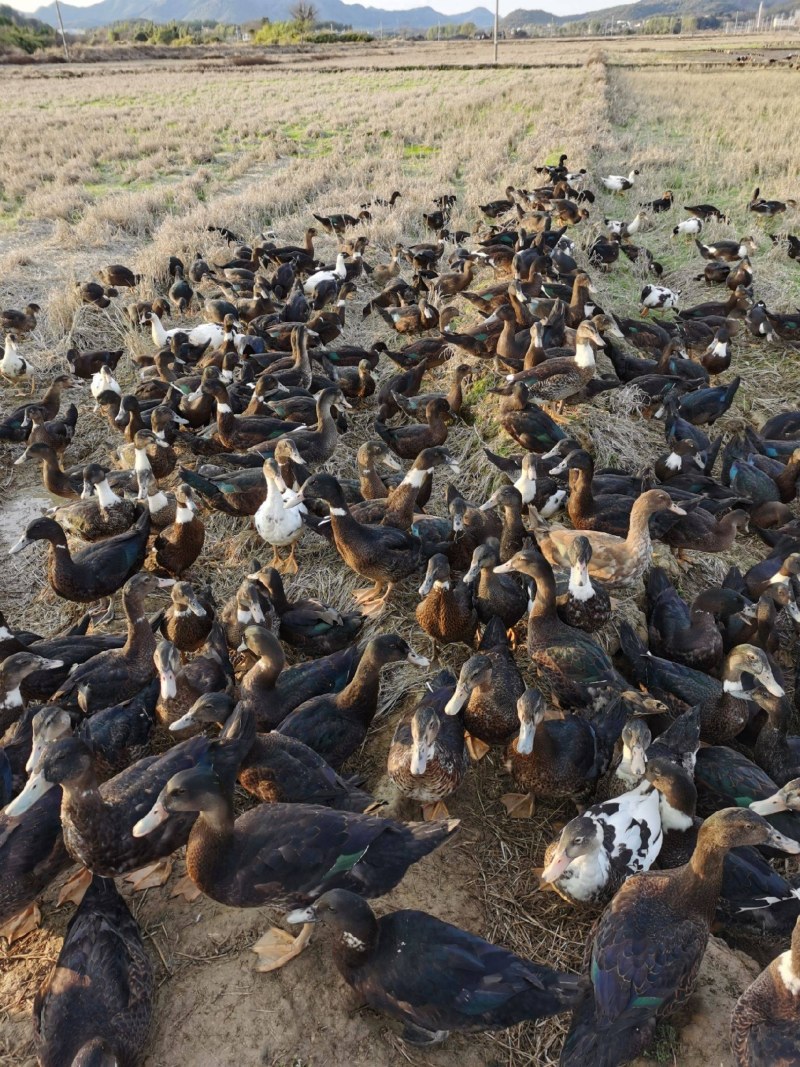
[15,0,612,16]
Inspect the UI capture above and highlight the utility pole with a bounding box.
[54,0,69,60]
[493,0,498,63]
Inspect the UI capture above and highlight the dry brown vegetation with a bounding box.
[1,34,800,1067]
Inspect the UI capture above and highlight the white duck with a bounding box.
[90,365,121,408]
[640,284,680,314]
[673,217,703,237]
[604,210,647,237]
[539,779,663,905]
[254,458,304,574]
[1,332,32,389]
[302,253,347,296]
[600,169,639,193]
[142,311,225,350]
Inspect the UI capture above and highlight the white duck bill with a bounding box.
[444,685,469,716]
[516,718,535,755]
[159,671,178,700]
[169,711,196,732]
[629,746,647,777]
[766,827,800,853]
[540,850,572,883]
[760,673,785,698]
[462,565,480,583]
[406,652,430,667]
[750,795,790,816]
[8,535,31,555]
[549,459,568,475]
[4,770,54,816]
[493,561,515,574]
[410,743,431,776]
[132,797,169,837]
[287,906,316,925]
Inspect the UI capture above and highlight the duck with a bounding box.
[495,550,659,714]
[251,564,363,654]
[374,397,450,460]
[147,483,204,578]
[220,578,277,652]
[661,505,749,555]
[463,538,527,628]
[14,441,86,498]
[673,217,702,237]
[50,463,138,542]
[506,320,606,407]
[253,459,304,574]
[497,384,568,452]
[530,488,686,589]
[25,403,79,454]
[136,468,177,529]
[9,510,151,613]
[0,373,78,443]
[560,809,800,1067]
[131,763,458,971]
[391,361,471,418]
[153,626,232,727]
[646,567,723,671]
[550,449,636,537]
[257,387,351,466]
[77,282,117,308]
[731,913,800,1066]
[284,889,584,1044]
[48,572,171,713]
[556,535,612,633]
[160,580,214,653]
[479,484,527,561]
[600,169,639,193]
[444,616,525,751]
[1,303,40,334]
[619,622,784,744]
[142,310,224,350]
[169,692,375,811]
[376,296,439,335]
[276,634,429,769]
[416,552,479,660]
[90,365,121,408]
[503,688,635,813]
[0,652,66,735]
[595,718,652,800]
[696,237,757,262]
[32,875,153,1067]
[752,696,800,787]
[539,778,663,905]
[286,472,432,615]
[388,670,468,819]
[1,332,33,388]
[640,284,680,314]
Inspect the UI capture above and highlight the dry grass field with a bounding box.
[1,33,800,1067]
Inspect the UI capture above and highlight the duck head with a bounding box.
[419,553,451,597]
[444,654,492,717]
[4,736,93,817]
[132,763,223,837]
[723,643,784,699]
[540,815,603,884]
[286,889,378,957]
[169,581,208,619]
[750,778,800,817]
[697,807,800,855]
[170,691,235,734]
[27,705,72,774]
[463,538,501,584]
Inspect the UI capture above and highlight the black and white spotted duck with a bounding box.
[388,669,468,819]
[560,809,800,1067]
[444,616,525,753]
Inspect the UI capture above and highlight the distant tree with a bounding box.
[289,1,317,29]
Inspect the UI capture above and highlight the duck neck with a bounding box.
[530,566,557,619]
[573,340,596,370]
[187,796,236,887]
[626,500,655,550]
[121,586,156,657]
[684,834,729,921]
[95,478,120,510]
[336,648,385,721]
[358,463,389,500]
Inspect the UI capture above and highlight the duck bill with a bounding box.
[287,905,317,925]
[446,459,462,475]
[540,848,572,884]
[81,482,93,500]
[479,497,498,512]
[765,827,800,854]
[169,710,196,732]
[282,491,304,509]
[540,443,562,461]
[444,684,469,717]
[462,564,480,584]
[410,741,430,776]
[13,452,30,466]
[406,651,430,668]
[516,717,536,755]
[548,458,568,475]
[8,535,32,555]
[159,670,177,701]
[760,672,785,698]
[4,770,54,817]
[132,796,169,837]
[418,575,434,597]
[157,578,175,589]
[381,454,402,471]
[750,794,790,816]
[249,599,265,625]
[668,503,686,515]
[493,560,515,575]
[187,596,207,618]
[629,743,647,778]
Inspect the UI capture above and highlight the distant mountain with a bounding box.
[32,0,495,30]
[26,0,792,32]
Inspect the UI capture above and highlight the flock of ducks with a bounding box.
[2,151,800,1067]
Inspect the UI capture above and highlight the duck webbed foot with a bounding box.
[0,902,41,943]
[57,866,93,907]
[500,792,536,818]
[252,921,314,972]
